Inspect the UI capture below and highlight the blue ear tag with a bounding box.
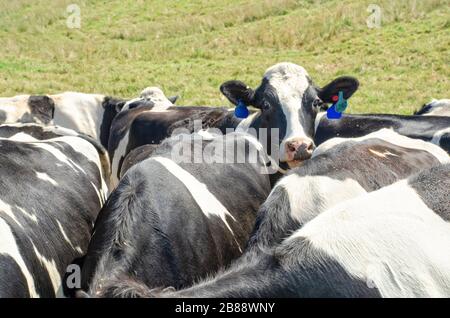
[234,100,249,119]
[326,91,348,120]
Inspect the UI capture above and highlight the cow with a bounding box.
[314,112,450,154]
[0,92,125,148]
[150,163,450,298]
[414,99,450,116]
[77,131,282,298]
[108,62,360,187]
[0,124,109,297]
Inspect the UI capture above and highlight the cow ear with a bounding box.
[28,95,55,124]
[168,95,179,104]
[220,80,255,106]
[318,76,359,103]
[103,97,126,113]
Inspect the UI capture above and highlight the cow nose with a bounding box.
[285,139,315,161]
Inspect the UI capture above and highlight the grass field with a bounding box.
[0,0,448,114]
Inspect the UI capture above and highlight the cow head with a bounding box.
[220,62,359,167]
[121,87,177,112]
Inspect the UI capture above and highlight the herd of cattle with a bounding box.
[0,62,449,298]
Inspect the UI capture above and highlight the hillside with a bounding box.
[0,0,448,113]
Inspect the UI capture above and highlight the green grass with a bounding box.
[0,0,448,114]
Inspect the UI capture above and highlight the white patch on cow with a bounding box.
[31,140,84,172]
[111,130,130,189]
[36,172,58,186]
[0,218,39,297]
[90,181,106,206]
[421,99,450,116]
[235,110,260,132]
[152,156,240,250]
[0,199,21,227]
[431,127,450,146]
[368,148,399,158]
[31,243,64,298]
[0,94,33,123]
[314,111,326,133]
[197,129,219,140]
[264,63,312,161]
[288,180,450,297]
[8,132,39,142]
[15,206,38,223]
[56,220,83,254]
[50,92,106,141]
[275,174,366,225]
[313,128,450,163]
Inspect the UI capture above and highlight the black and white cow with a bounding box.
[108,62,359,187]
[78,131,280,297]
[0,124,109,297]
[314,112,450,154]
[150,162,450,298]
[414,99,450,116]
[0,92,125,148]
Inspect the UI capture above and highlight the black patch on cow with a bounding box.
[100,96,126,148]
[120,144,159,178]
[439,133,450,154]
[28,95,55,124]
[170,237,381,298]
[315,114,450,154]
[414,103,433,115]
[407,163,450,222]
[0,110,7,123]
[0,254,30,298]
[317,76,359,103]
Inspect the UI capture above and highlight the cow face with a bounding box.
[220,62,359,167]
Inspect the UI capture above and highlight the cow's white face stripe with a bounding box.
[264,63,312,161]
[288,180,450,297]
[275,174,366,225]
[313,128,450,163]
[0,218,39,297]
[152,156,241,251]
